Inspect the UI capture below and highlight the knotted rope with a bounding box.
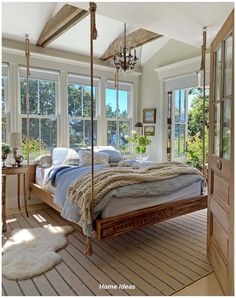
[85,2,97,257]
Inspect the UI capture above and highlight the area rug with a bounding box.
[2,225,74,280]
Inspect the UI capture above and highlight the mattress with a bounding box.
[35,165,203,219]
[100,180,202,218]
[35,166,55,194]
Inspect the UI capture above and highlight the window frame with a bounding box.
[2,63,10,144]
[19,67,59,157]
[105,80,132,152]
[67,73,100,149]
[171,88,188,159]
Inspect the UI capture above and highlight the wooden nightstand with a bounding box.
[2,166,29,223]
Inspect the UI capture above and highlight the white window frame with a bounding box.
[105,80,132,151]
[171,88,188,159]
[19,66,59,156]
[2,63,10,143]
[68,73,100,148]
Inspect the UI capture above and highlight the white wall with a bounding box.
[2,39,141,209]
[139,39,201,162]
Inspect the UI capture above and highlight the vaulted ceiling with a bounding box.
[2,2,234,66]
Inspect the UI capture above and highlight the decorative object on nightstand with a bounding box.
[126,130,152,162]
[2,166,29,217]
[10,132,24,167]
[144,125,155,136]
[2,144,11,168]
[143,108,156,123]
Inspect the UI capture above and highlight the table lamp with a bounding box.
[134,122,143,135]
[10,132,23,166]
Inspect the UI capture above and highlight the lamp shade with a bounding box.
[134,122,143,128]
[10,132,22,147]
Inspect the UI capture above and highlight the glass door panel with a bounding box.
[215,46,222,102]
[214,102,221,156]
[224,35,233,98]
[223,98,231,160]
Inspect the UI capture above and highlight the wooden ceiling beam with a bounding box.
[36,4,89,48]
[100,28,163,61]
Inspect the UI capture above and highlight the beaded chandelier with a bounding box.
[113,23,138,72]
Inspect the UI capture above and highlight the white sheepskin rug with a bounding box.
[2,225,74,280]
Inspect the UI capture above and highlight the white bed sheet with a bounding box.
[100,180,202,218]
[35,166,55,193]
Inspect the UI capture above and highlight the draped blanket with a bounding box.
[67,162,202,230]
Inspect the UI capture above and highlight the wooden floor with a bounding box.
[2,207,214,296]
[174,272,224,296]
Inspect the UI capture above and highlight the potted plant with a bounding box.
[2,144,11,168]
[126,131,152,162]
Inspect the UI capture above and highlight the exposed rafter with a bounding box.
[36,4,89,47]
[101,28,162,61]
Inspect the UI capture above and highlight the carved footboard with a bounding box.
[95,195,207,240]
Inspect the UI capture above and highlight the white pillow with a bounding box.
[52,147,79,166]
[34,154,52,168]
[78,150,109,167]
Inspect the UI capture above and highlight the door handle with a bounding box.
[216,159,222,170]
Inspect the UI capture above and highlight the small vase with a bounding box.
[135,147,150,163]
[2,153,8,168]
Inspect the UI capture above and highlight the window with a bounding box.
[2,64,9,143]
[173,89,187,158]
[68,74,99,149]
[106,80,132,153]
[19,67,58,160]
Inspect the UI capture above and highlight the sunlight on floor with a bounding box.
[33,213,47,222]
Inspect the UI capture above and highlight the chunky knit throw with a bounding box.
[67,162,202,227]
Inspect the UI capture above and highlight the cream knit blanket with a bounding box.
[67,162,202,226]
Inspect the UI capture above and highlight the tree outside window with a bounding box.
[106,87,131,154]
[20,73,57,160]
[68,82,97,149]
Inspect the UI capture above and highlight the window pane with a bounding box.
[41,118,57,151]
[180,90,186,122]
[68,84,96,117]
[20,78,38,114]
[174,124,185,158]
[82,86,96,117]
[119,121,129,154]
[214,102,221,156]
[85,120,97,146]
[179,124,185,156]
[2,76,6,113]
[68,83,82,117]
[39,80,55,115]
[106,88,116,118]
[224,35,232,98]
[2,117,6,143]
[22,118,40,160]
[215,46,222,101]
[175,90,180,122]
[69,119,83,149]
[118,90,128,118]
[223,98,231,159]
[107,121,117,146]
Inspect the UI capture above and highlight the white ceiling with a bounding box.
[75,2,234,47]
[2,2,234,65]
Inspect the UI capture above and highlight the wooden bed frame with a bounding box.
[28,165,207,240]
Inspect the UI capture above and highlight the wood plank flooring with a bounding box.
[2,207,213,296]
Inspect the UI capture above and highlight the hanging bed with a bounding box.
[28,160,207,241]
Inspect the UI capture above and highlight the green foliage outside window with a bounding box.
[186,87,209,170]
